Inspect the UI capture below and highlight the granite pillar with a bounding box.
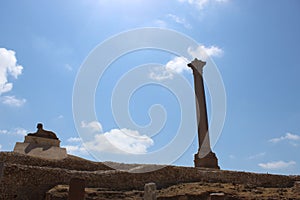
[188,58,219,169]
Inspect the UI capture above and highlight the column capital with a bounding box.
[187,58,206,74]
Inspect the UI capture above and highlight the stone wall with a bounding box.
[0,162,298,200]
[0,152,112,171]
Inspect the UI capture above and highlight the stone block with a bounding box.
[194,151,220,169]
[144,182,157,200]
[209,192,225,200]
[68,178,86,200]
[13,142,67,160]
[0,162,4,180]
[294,181,300,194]
[24,135,60,147]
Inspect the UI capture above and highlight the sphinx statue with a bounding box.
[27,123,58,140]
[14,123,67,159]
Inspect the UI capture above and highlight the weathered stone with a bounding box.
[0,153,298,200]
[194,151,219,169]
[0,162,4,180]
[187,58,219,169]
[24,136,60,147]
[13,142,67,160]
[294,181,300,194]
[68,178,86,200]
[13,124,67,160]
[144,182,157,200]
[177,196,188,200]
[209,192,225,200]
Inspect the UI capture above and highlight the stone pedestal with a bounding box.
[14,142,67,160]
[13,136,67,160]
[194,151,220,169]
[24,136,60,147]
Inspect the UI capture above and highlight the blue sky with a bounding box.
[0,0,300,174]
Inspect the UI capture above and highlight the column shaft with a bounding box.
[188,58,219,169]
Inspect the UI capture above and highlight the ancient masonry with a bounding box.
[188,59,219,169]
[13,123,67,160]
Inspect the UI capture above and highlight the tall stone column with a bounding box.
[188,58,220,169]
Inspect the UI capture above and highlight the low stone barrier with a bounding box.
[0,163,296,200]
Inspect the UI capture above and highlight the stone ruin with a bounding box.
[13,123,67,160]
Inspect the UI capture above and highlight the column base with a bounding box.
[194,151,220,169]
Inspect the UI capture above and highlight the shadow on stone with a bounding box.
[24,143,52,153]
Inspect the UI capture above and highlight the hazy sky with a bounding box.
[0,0,299,175]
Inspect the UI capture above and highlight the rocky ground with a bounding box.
[47,181,300,200]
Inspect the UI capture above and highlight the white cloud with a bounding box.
[167,14,192,29]
[77,121,154,155]
[0,48,23,94]
[269,132,300,143]
[63,145,89,155]
[188,45,223,60]
[215,0,228,2]
[81,120,103,132]
[178,0,227,10]
[258,161,296,170]
[105,129,153,154]
[66,132,152,156]
[149,57,191,81]
[0,127,27,136]
[178,0,209,9]
[65,131,152,156]
[149,68,174,81]
[63,137,87,155]
[149,45,223,81]
[14,128,27,136]
[248,152,266,160]
[84,128,154,154]
[0,130,8,134]
[67,137,82,143]
[0,48,25,106]
[166,56,191,74]
[0,95,26,107]
[229,154,235,159]
[0,144,2,150]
